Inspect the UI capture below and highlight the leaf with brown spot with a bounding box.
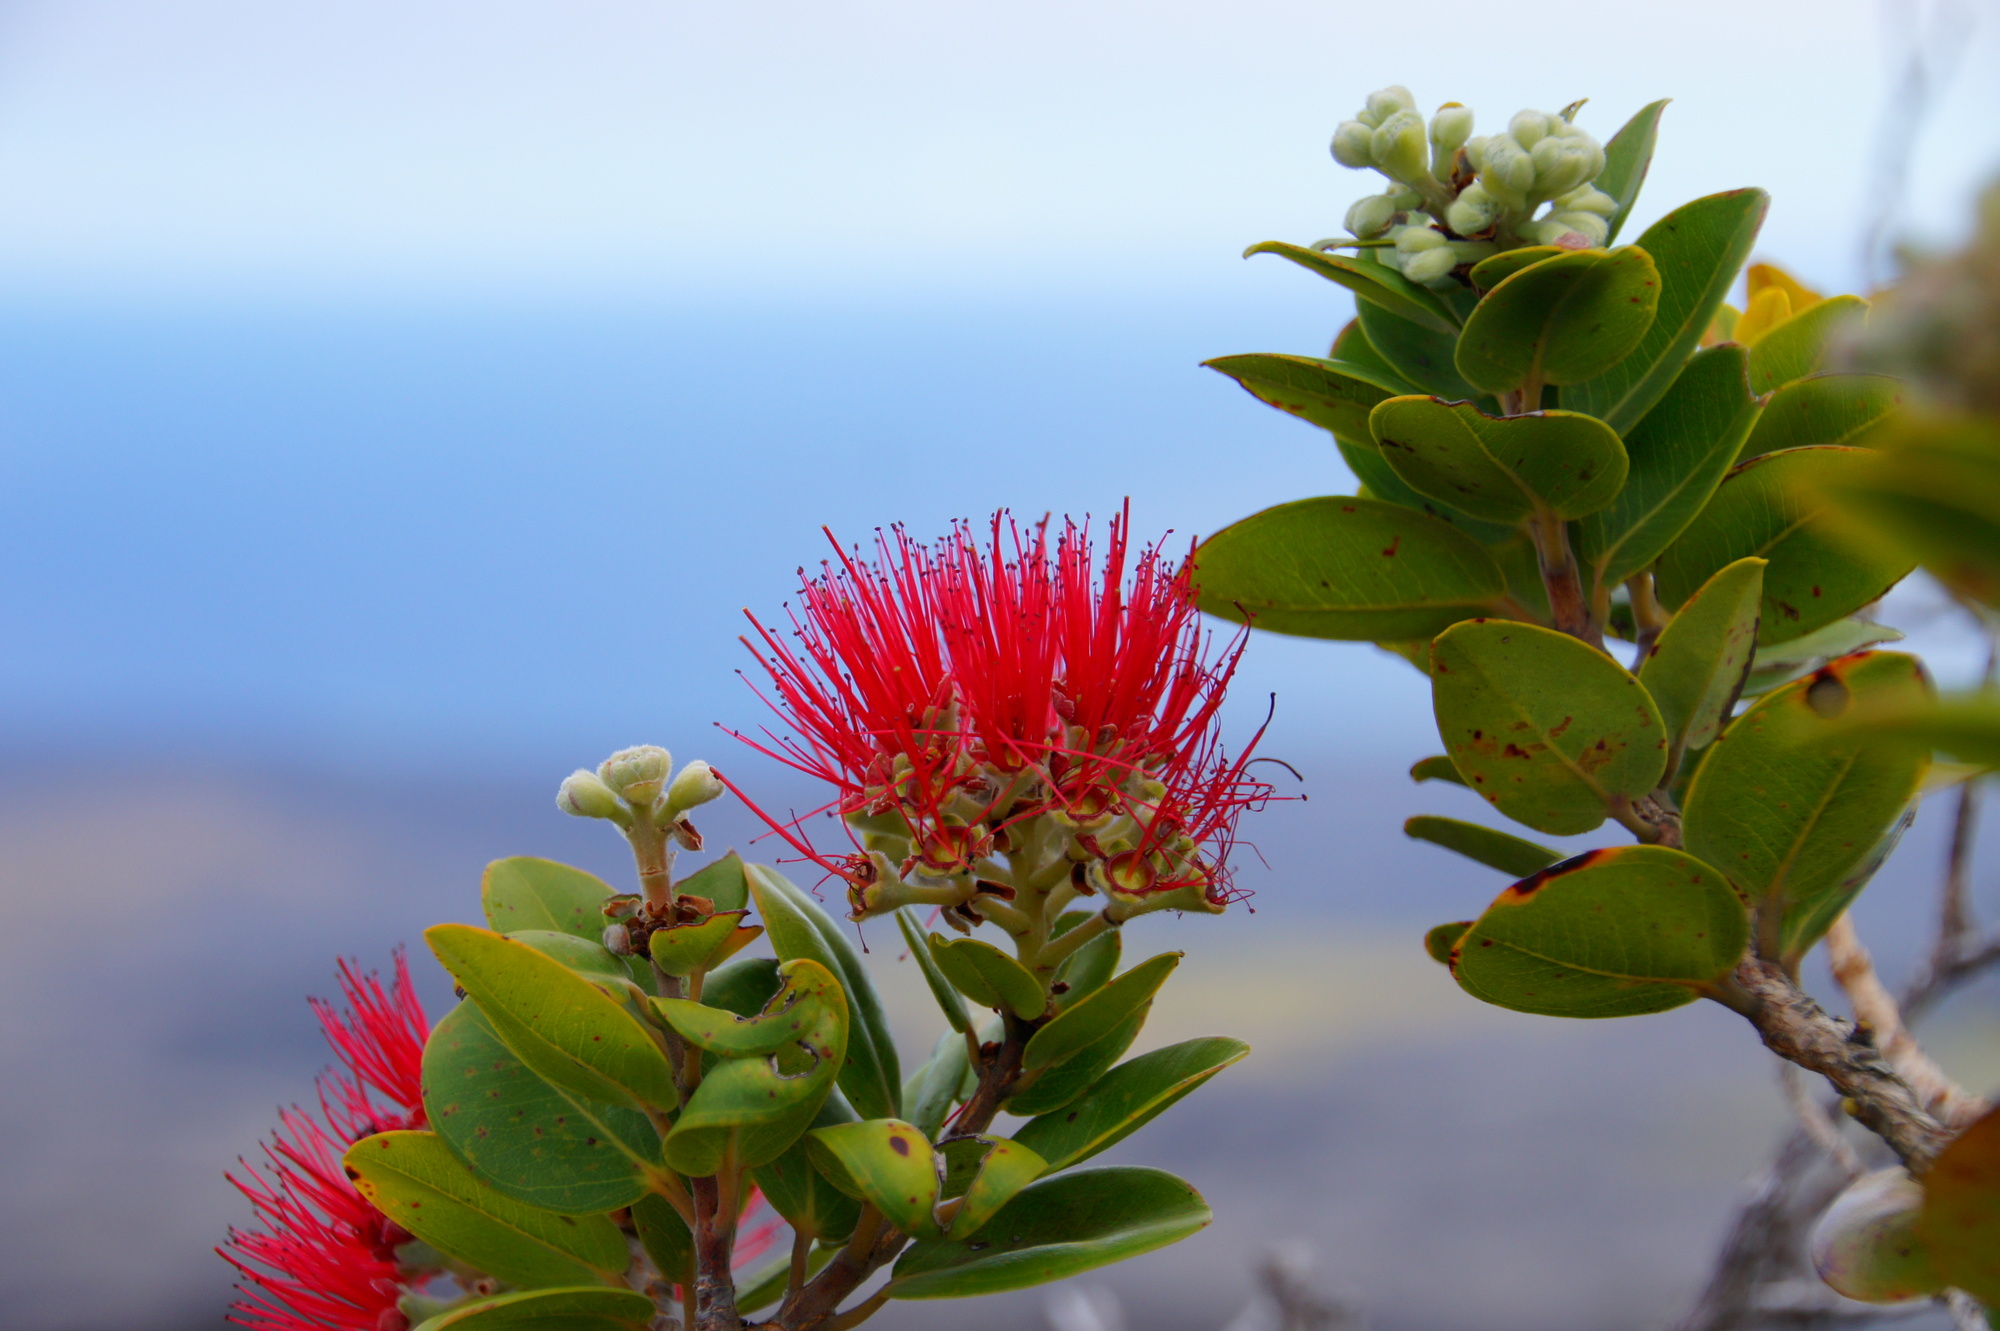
[1430,619,1668,836]
[1450,845,1749,1018]
[1683,651,1931,960]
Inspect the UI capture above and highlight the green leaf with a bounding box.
[1575,344,1761,591]
[1051,912,1121,1010]
[1330,315,1419,391]
[674,850,751,912]
[1192,496,1506,641]
[1683,650,1931,958]
[752,1094,863,1245]
[426,924,678,1113]
[747,864,901,1120]
[1739,373,1904,461]
[1357,298,1486,401]
[1336,437,1520,543]
[647,910,757,978]
[1815,417,2000,608]
[1655,446,1917,646]
[421,1001,659,1215]
[905,1029,974,1138]
[1595,99,1669,244]
[1468,246,1565,291]
[1013,1037,1249,1171]
[1203,353,1401,443]
[482,857,615,941]
[1840,693,2000,767]
[631,1193,692,1285]
[897,909,970,1034]
[1022,952,1178,1072]
[700,955,784,1017]
[344,1130,626,1288]
[1429,619,1669,836]
[409,1287,655,1331]
[1742,618,1904,697]
[1425,921,1473,964]
[736,1244,835,1315]
[504,931,645,996]
[654,956,846,1056]
[942,1136,1049,1240]
[1410,754,1468,785]
[1244,240,1458,335]
[1402,815,1559,877]
[1564,189,1769,433]
[1006,1009,1143,1118]
[1917,1104,2000,1304]
[1639,555,1766,755]
[889,1167,1211,1299]
[1369,397,1628,523]
[1748,296,1869,394]
[1448,845,1749,1017]
[1455,247,1662,394]
[927,933,1046,1019]
[806,1119,942,1237]
[663,958,850,1176]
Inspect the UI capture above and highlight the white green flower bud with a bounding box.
[1370,109,1430,184]
[1384,186,1422,210]
[1554,185,1618,217]
[1463,136,1490,171]
[1530,135,1600,201]
[558,769,626,821]
[1401,246,1458,286]
[1508,110,1550,148]
[1445,181,1500,236]
[1429,103,1473,171]
[598,744,672,802]
[1361,85,1415,127]
[1479,136,1536,209]
[1545,210,1609,246]
[1394,219,1446,256]
[664,760,725,814]
[1331,120,1376,169]
[1345,192,1399,238]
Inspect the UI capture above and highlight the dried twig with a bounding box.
[1824,914,1989,1128]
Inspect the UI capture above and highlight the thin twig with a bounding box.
[1824,914,1988,1128]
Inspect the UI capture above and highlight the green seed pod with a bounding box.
[1430,103,1474,172]
[1479,136,1535,209]
[1345,192,1399,238]
[1808,1169,1945,1304]
[1508,109,1550,149]
[1331,119,1375,169]
[1545,210,1609,246]
[1401,246,1458,285]
[1370,109,1430,184]
[1445,181,1500,236]
[1362,85,1416,127]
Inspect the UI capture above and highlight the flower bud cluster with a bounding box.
[1328,87,1617,287]
[558,744,723,847]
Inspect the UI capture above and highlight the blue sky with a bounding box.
[0,0,1996,778]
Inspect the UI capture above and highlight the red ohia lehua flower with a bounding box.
[220,951,433,1331]
[730,504,1273,922]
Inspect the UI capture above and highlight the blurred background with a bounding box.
[2,1,1999,1328]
